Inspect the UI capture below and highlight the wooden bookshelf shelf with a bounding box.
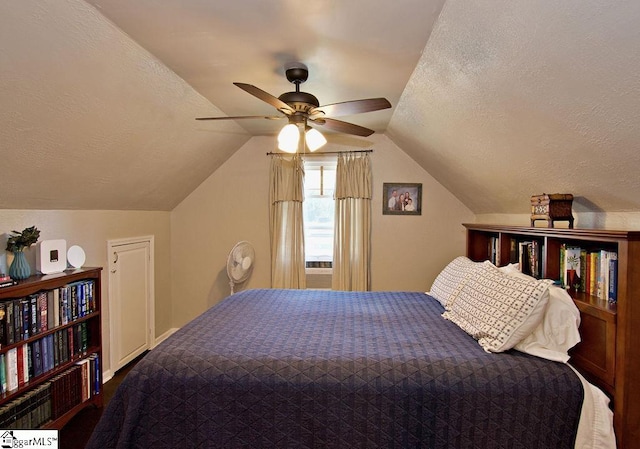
[0,267,103,430]
[464,224,640,449]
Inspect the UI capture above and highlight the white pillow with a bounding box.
[498,264,582,362]
[443,261,553,353]
[498,263,531,279]
[428,256,481,307]
[514,286,581,362]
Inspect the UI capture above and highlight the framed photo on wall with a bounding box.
[383,183,422,215]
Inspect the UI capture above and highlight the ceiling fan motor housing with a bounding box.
[278,91,320,112]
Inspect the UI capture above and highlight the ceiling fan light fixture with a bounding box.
[278,123,300,153]
[305,127,326,152]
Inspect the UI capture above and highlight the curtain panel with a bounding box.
[269,156,306,289]
[332,153,372,291]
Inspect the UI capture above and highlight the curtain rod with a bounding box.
[266,149,374,156]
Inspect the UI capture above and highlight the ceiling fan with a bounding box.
[196,63,391,152]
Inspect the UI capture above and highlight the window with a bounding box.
[303,158,336,269]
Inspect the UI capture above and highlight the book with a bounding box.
[21,298,30,341]
[0,353,6,393]
[52,289,60,328]
[509,239,518,264]
[76,359,90,402]
[31,339,43,378]
[45,334,55,372]
[559,244,566,286]
[79,322,88,354]
[42,336,50,374]
[598,250,612,300]
[584,252,591,295]
[579,249,587,292]
[22,344,29,386]
[519,241,533,276]
[589,251,599,296]
[6,300,14,345]
[564,246,582,291]
[488,236,498,265]
[47,290,55,329]
[6,347,18,392]
[529,240,541,278]
[70,284,78,321]
[91,353,100,395]
[608,253,618,303]
[38,291,48,333]
[60,287,69,326]
[16,344,25,388]
[0,302,6,347]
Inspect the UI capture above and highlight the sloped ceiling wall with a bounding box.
[388,0,640,214]
[1,0,640,215]
[0,0,250,211]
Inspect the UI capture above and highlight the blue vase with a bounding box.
[9,250,31,280]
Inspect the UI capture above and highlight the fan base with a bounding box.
[278,91,319,109]
[285,63,309,84]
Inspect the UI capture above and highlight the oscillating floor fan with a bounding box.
[226,241,255,294]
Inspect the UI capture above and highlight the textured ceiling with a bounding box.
[1,0,639,214]
[388,0,640,214]
[86,0,442,137]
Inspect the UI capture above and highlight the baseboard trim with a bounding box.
[102,370,114,384]
[152,327,179,348]
[101,328,179,385]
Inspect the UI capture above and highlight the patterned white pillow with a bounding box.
[443,261,553,353]
[428,256,481,307]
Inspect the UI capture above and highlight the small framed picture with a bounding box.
[383,183,422,215]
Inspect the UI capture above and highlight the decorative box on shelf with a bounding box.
[530,193,574,228]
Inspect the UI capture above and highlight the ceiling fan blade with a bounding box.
[233,83,294,114]
[312,117,375,137]
[309,98,391,118]
[196,115,284,121]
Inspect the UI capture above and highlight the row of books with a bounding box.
[0,279,95,348]
[0,322,89,394]
[492,239,618,302]
[517,241,542,279]
[0,274,17,289]
[0,354,100,429]
[490,238,544,278]
[487,238,543,278]
[560,245,618,302]
[487,237,500,265]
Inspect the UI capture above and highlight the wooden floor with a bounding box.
[60,354,143,449]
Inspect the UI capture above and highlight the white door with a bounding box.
[108,237,154,373]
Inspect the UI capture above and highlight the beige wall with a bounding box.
[170,134,476,327]
[370,135,475,291]
[170,138,272,327]
[0,210,172,375]
[4,148,640,375]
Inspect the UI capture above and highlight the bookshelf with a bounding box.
[0,267,103,430]
[464,224,640,448]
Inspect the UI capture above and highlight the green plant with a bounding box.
[5,226,40,252]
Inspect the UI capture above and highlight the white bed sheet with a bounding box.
[571,365,616,449]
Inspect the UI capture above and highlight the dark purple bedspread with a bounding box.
[87,289,583,448]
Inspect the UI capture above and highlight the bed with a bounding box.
[86,259,615,448]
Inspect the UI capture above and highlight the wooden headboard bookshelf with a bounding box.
[464,224,640,449]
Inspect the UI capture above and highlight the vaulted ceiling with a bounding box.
[1,0,639,213]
